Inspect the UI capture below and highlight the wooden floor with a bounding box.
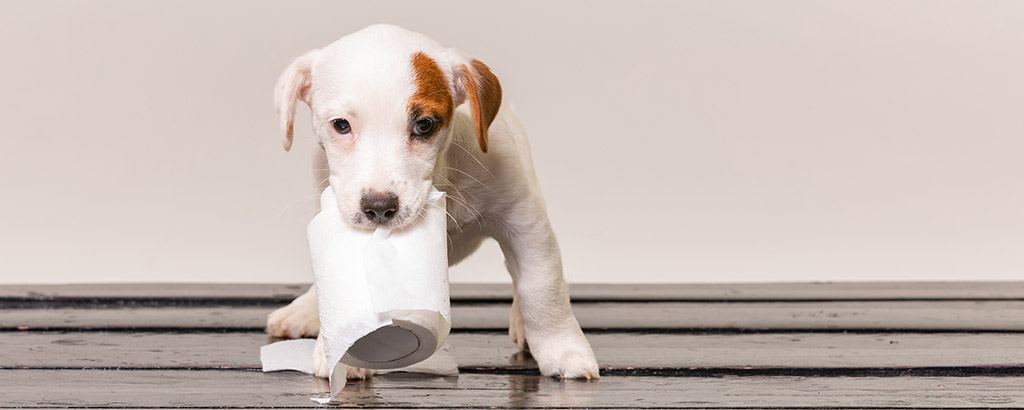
[3,282,1024,409]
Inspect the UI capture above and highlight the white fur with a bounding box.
[268,24,599,380]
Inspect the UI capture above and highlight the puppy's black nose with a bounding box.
[361,192,399,224]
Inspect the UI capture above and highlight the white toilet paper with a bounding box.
[260,339,459,404]
[261,338,317,374]
[261,186,454,402]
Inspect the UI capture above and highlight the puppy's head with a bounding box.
[275,24,501,229]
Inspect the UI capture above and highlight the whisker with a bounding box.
[445,166,496,193]
[434,174,477,214]
[429,202,462,234]
[278,194,322,218]
[433,198,467,226]
[449,140,495,177]
[443,193,483,223]
[433,174,470,207]
[433,173,455,187]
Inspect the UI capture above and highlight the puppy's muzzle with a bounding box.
[361,192,399,224]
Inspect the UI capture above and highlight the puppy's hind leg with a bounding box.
[266,285,321,338]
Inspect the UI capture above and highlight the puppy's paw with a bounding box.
[266,302,320,338]
[509,304,528,350]
[312,335,375,380]
[345,366,374,380]
[531,333,600,380]
[312,335,331,379]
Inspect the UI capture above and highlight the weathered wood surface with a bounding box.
[4,331,1024,372]
[1,370,1022,408]
[453,282,1024,301]
[6,301,1024,331]
[0,283,308,301]
[6,282,1024,302]
[6,283,1024,409]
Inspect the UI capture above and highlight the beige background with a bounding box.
[1,1,1022,284]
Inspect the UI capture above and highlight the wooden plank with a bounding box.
[0,283,308,300]
[4,331,1024,371]
[5,301,1024,331]
[0,370,1022,408]
[5,282,1024,303]
[457,301,1024,330]
[460,282,1024,301]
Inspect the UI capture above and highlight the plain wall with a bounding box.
[1,1,1022,284]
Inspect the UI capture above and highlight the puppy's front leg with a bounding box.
[497,212,600,379]
[508,284,528,350]
[266,285,321,338]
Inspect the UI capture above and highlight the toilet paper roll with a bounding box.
[310,186,450,373]
[262,185,452,402]
[259,339,460,376]
[261,339,459,404]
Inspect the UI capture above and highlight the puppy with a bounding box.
[266,24,599,380]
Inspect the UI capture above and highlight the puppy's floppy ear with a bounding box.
[450,51,502,153]
[274,50,319,152]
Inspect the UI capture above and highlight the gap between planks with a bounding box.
[3,332,1024,377]
[5,301,1024,331]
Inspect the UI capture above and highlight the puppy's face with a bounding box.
[275,25,501,230]
[313,47,453,230]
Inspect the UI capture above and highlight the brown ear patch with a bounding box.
[409,52,454,130]
[460,59,502,153]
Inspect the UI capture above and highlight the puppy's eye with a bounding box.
[331,118,351,134]
[412,117,436,137]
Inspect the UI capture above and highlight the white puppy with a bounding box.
[266,24,599,380]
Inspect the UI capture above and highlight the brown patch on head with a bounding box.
[409,52,453,130]
[459,59,502,153]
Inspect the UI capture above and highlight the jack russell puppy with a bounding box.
[266,24,599,380]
